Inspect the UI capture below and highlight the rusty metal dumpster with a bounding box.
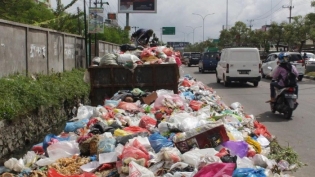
[88,64,179,106]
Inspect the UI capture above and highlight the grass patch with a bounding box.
[306,72,315,77]
[0,69,89,121]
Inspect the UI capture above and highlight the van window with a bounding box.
[191,53,201,58]
[203,52,219,60]
[230,51,258,61]
[183,53,191,57]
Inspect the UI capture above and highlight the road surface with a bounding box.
[182,65,315,177]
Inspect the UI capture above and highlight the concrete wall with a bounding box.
[0,19,86,77]
[97,40,120,58]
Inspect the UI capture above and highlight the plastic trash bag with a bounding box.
[4,158,25,172]
[43,134,70,153]
[105,99,120,107]
[100,53,118,66]
[237,157,255,169]
[139,116,157,130]
[189,100,204,111]
[194,163,235,177]
[129,161,154,177]
[117,101,139,112]
[120,139,150,167]
[156,147,181,163]
[182,148,220,167]
[123,126,149,134]
[232,168,266,177]
[254,121,272,139]
[98,135,116,153]
[116,132,150,145]
[256,135,270,147]
[222,141,248,158]
[148,133,173,153]
[64,118,89,133]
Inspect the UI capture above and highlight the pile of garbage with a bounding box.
[0,75,301,177]
[96,44,182,68]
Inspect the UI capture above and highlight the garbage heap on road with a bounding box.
[0,73,303,177]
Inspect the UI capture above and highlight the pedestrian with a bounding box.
[131,28,154,47]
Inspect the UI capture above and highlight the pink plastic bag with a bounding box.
[120,139,150,167]
[117,101,139,112]
[139,116,157,130]
[194,163,235,177]
[140,47,156,58]
[189,100,204,111]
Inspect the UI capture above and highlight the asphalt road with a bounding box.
[182,65,315,177]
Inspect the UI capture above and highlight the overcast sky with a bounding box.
[52,0,315,44]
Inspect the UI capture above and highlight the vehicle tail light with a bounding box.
[226,63,229,73]
[259,63,262,73]
[287,87,295,93]
[297,60,305,66]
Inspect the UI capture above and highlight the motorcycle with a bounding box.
[267,67,298,119]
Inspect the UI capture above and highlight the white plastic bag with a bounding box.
[117,53,140,63]
[80,161,100,173]
[253,154,269,168]
[257,135,270,147]
[237,157,255,168]
[129,161,154,177]
[182,148,220,167]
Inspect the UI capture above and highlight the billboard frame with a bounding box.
[118,0,157,13]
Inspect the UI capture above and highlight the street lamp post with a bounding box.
[179,32,186,42]
[186,26,201,44]
[192,13,215,42]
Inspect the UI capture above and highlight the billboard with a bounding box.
[88,7,104,33]
[118,0,157,13]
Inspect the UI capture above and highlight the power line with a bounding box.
[255,7,283,21]
[253,0,282,20]
[247,19,254,30]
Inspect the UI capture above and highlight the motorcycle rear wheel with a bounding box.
[284,110,293,119]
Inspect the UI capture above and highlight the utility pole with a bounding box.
[226,0,228,30]
[77,7,81,35]
[283,0,294,23]
[247,19,254,30]
[83,0,88,67]
[131,26,139,32]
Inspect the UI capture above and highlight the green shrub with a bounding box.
[0,69,89,120]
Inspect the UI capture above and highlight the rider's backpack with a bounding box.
[282,64,297,87]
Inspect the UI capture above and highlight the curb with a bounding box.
[304,75,315,80]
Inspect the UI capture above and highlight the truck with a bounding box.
[88,64,180,106]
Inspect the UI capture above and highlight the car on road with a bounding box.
[198,52,220,73]
[305,52,315,66]
[184,52,201,67]
[216,48,262,87]
[261,52,305,81]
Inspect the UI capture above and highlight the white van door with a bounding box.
[227,49,261,77]
[216,50,226,79]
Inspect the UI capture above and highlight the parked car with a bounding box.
[198,52,220,73]
[305,52,315,66]
[216,48,262,87]
[184,52,201,67]
[261,52,305,81]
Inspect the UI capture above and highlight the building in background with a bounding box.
[34,0,51,8]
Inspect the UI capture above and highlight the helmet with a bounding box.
[278,52,288,64]
[283,53,289,63]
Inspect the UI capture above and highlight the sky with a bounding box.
[51,0,315,44]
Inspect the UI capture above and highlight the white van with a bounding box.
[216,48,262,87]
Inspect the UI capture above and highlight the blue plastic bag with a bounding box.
[98,137,116,153]
[149,133,173,153]
[232,168,266,177]
[222,141,248,158]
[181,91,195,100]
[64,118,89,133]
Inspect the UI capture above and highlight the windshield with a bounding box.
[307,53,315,58]
[289,54,302,62]
[191,53,201,58]
[203,52,219,60]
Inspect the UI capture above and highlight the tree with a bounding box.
[229,21,248,46]
[0,0,54,24]
[96,26,129,44]
[291,16,308,52]
[218,29,233,48]
[282,23,296,52]
[268,22,284,52]
[306,13,315,52]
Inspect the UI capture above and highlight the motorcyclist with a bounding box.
[268,52,299,102]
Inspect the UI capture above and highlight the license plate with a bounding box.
[285,94,297,98]
[239,71,249,74]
